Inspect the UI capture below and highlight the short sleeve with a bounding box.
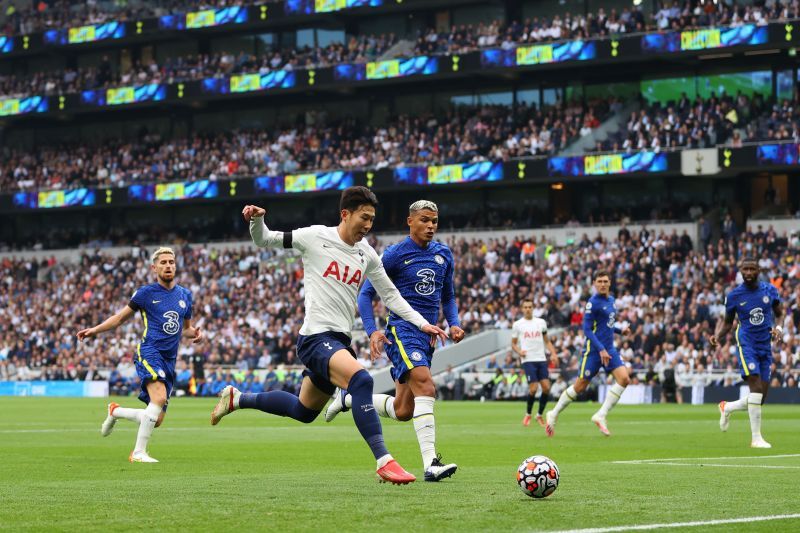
[511,321,519,339]
[540,319,548,334]
[128,287,146,311]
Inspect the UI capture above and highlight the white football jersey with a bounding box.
[250,218,427,337]
[511,317,548,362]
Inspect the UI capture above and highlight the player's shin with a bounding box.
[747,392,764,439]
[552,385,577,416]
[537,391,549,416]
[374,394,397,420]
[239,391,319,423]
[597,383,626,417]
[412,396,436,469]
[134,403,161,454]
[526,394,535,416]
[724,397,748,413]
[114,407,144,423]
[348,370,392,465]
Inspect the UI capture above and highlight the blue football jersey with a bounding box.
[583,293,618,354]
[725,281,781,344]
[359,237,458,333]
[129,283,193,357]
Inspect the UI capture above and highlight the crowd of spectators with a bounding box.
[416,0,798,56]
[0,33,398,98]
[3,0,265,36]
[1,99,607,192]
[1,224,799,399]
[3,0,795,40]
[2,0,798,99]
[590,92,784,153]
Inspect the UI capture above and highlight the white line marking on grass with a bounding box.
[547,513,800,533]
[612,454,800,464]
[621,462,800,470]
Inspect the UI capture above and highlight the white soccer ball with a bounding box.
[516,455,559,498]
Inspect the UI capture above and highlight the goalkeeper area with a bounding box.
[1,398,798,532]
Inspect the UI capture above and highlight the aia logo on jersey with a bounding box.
[522,330,542,339]
[322,261,362,286]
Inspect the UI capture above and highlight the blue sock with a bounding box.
[239,391,319,423]
[348,369,389,460]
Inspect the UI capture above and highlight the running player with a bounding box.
[511,299,559,428]
[325,200,464,482]
[710,257,783,448]
[545,270,631,437]
[77,247,204,463]
[210,187,448,484]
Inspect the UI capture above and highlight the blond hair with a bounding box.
[151,246,176,264]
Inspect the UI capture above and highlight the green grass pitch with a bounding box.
[1,398,798,532]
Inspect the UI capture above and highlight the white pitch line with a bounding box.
[612,453,800,464]
[618,462,800,470]
[546,513,800,533]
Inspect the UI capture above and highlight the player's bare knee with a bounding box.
[573,379,589,393]
[617,375,630,387]
[541,384,551,395]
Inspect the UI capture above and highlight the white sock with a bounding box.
[373,394,397,420]
[134,403,162,454]
[376,453,393,469]
[413,396,437,469]
[113,407,144,423]
[597,383,626,417]
[724,397,748,413]
[552,385,577,417]
[747,392,763,440]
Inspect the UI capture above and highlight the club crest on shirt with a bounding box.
[434,254,444,264]
[179,300,186,308]
[411,351,423,361]
[748,363,755,370]
[762,296,769,304]
[158,369,166,378]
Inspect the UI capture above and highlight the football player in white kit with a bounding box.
[511,299,558,428]
[211,186,447,484]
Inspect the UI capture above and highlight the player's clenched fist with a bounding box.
[242,205,266,221]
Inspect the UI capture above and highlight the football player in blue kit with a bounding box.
[77,247,204,463]
[546,270,631,437]
[710,257,783,448]
[324,200,465,482]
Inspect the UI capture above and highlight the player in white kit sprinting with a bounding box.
[210,186,447,484]
[511,299,558,428]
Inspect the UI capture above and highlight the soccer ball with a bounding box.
[516,455,559,498]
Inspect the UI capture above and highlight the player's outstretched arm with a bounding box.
[441,251,464,343]
[77,305,135,341]
[243,205,290,249]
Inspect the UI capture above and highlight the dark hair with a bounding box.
[594,270,610,281]
[521,298,534,305]
[741,256,757,265]
[340,186,378,213]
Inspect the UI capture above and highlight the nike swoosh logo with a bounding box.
[152,300,161,304]
[404,259,413,264]
[740,302,746,306]
[322,244,332,248]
